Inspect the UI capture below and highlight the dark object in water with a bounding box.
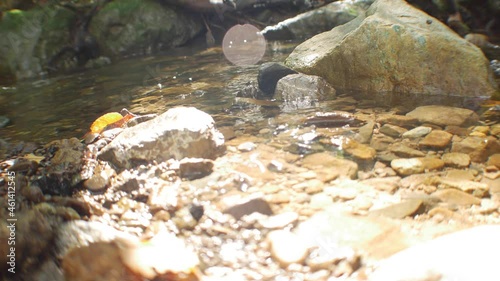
[304,111,361,127]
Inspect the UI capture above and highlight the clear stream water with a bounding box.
[0,42,299,143]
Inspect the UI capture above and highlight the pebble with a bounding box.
[259,212,299,229]
[391,157,444,176]
[267,230,309,267]
[401,126,432,139]
[487,153,500,168]
[376,114,419,128]
[389,143,426,158]
[379,124,407,138]
[237,141,257,152]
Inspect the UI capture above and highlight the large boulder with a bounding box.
[261,0,373,41]
[98,107,225,170]
[285,0,497,100]
[88,0,203,56]
[0,6,77,80]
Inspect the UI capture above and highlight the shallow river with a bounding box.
[0,41,304,143]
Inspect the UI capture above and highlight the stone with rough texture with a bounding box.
[406,106,479,127]
[419,130,453,149]
[258,62,297,96]
[451,136,500,163]
[285,0,496,99]
[89,0,203,57]
[342,138,376,161]
[370,225,500,281]
[99,107,225,169]
[389,143,426,158]
[275,73,336,111]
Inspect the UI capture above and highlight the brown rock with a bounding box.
[406,106,480,127]
[369,199,424,219]
[370,134,395,151]
[487,154,500,169]
[179,158,214,180]
[419,130,453,149]
[376,114,419,128]
[389,143,426,158]
[432,189,481,206]
[442,152,471,168]
[302,152,358,179]
[342,138,376,160]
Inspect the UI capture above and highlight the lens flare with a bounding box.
[222,24,266,66]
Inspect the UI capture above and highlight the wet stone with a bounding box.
[442,152,471,168]
[406,105,479,127]
[370,134,395,151]
[419,130,453,149]
[0,116,10,128]
[401,126,432,139]
[379,124,407,138]
[258,62,297,96]
[355,120,375,144]
[341,139,376,161]
[237,141,257,152]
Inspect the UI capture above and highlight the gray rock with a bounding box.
[223,197,274,220]
[89,0,203,56]
[0,116,10,128]
[370,225,500,281]
[402,126,432,139]
[257,62,297,96]
[285,0,496,99]
[261,0,372,40]
[406,106,479,127]
[0,6,77,79]
[99,107,225,170]
[275,73,336,112]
